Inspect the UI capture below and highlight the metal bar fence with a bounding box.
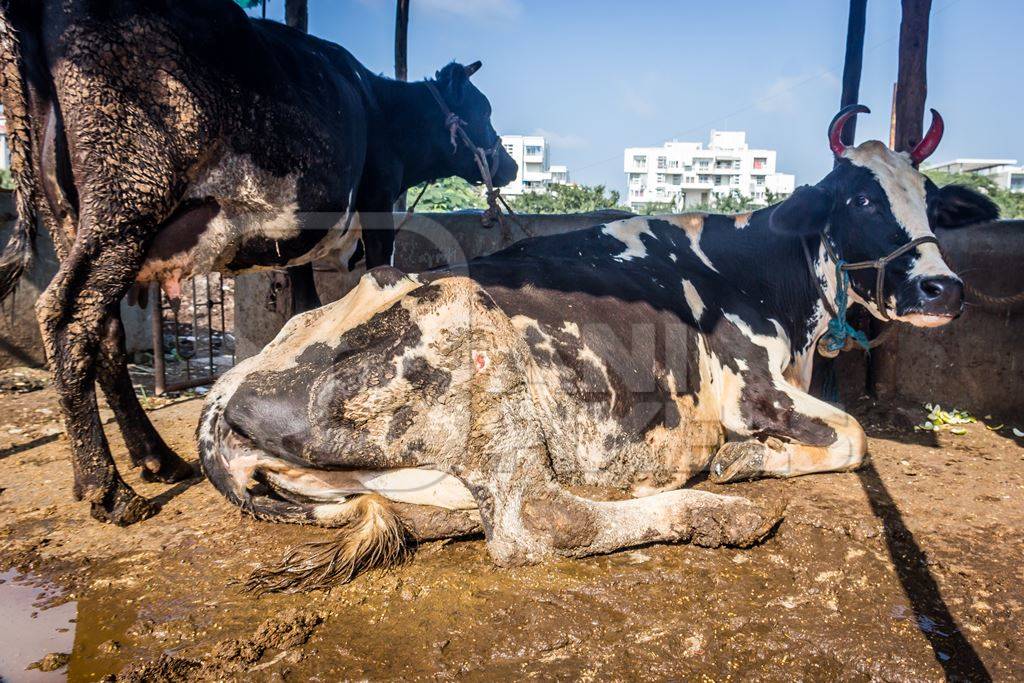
[151,273,234,395]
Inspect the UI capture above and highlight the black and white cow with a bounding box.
[0,0,516,525]
[199,107,998,591]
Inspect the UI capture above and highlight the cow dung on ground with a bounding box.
[0,387,1021,680]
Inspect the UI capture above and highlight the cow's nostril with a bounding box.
[920,278,946,299]
[915,276,964,314]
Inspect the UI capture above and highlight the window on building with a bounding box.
[668,160,679,168]
[633,155,647,168]
[753,157,767,170]
[699,174,710,184]
[657,156,667,169]
[754,175,765,185]
[1011,174,1024,191]
[525,145,543,156]
[696,159,710,169]
[731,175,740,185]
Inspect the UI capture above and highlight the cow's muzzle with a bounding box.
[898,275,964,326]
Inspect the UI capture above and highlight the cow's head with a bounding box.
[431,61,518,188]
[770,105,998,327]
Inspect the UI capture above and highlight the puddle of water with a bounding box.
[0,569,76,682]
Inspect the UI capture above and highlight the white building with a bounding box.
[623,131,795,212]
[500,135,570,196]
[926,158,1024,193]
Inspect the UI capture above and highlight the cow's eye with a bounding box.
[853,195,871,207]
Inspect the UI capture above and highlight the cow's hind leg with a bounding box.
[710,380,867,483]
[38,236,157,525]
[479,446,783,567]
[96,305,194,483]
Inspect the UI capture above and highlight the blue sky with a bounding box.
[247,0,1023,196]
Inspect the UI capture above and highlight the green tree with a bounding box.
[0,168,12,191]
[708,190,759,213]
[635,201,676,215]
[924,170,1023,219]
[409,177,487,212]
[508,184,627,214]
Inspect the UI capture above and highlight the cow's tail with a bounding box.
[197,368,409,595]
[0,5,39,301]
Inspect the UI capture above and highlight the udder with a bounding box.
[136,198,220,302]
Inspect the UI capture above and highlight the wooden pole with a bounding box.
[283,0,314,314]
[893,0,932,153]
[395,0,410,83]
[285,0,308,32]
[872,0,932,398]
[394,0,410,212]
[839,0,868,147]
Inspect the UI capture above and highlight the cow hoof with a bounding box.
[91,482,157,526]
[140,450,196,484]
[709,441,766,484]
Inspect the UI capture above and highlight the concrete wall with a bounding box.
[871,220,1024,419]
[0,191,57,368]
[0,190,153,369]
[233,210,632,358]
[231,213,1022,418]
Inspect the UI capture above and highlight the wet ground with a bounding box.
[0,378,1022,681]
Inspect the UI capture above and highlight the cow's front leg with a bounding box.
[710,380,866,483]
[38,241,155,525]
[96,306,195,483]
[357,196,399,269]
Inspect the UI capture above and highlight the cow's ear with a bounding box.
[769,185,831,236]
[435,62,470,101]
[927,182,999,229]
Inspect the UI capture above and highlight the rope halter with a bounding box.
[803,229,939,356]
[421,80,532,241]
[424,80,503,193]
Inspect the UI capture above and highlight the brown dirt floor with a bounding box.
[0,380,1022,681]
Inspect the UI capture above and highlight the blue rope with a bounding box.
[822,258,870,354]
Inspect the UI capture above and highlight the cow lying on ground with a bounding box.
[199,106,998,592]
[0,0,516,525]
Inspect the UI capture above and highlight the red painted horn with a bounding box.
[828,104,871,157]
[910,109,944,166]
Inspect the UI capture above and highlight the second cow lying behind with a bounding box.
[199,108,996,592]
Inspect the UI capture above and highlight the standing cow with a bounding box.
[0,0,516,525]
[199,106,997,592]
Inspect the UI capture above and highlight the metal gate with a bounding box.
[149,274,234,395]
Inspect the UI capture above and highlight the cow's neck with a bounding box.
[792,239,842,388]
[368,78,452,193]
[697,209,838,388]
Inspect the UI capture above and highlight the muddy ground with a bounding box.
[0,376,1022,682]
